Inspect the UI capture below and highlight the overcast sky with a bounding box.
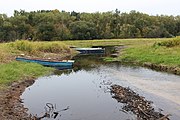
[0,0,179,16]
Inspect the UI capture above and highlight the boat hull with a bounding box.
[75,48,105,54]
[16,57,74,67]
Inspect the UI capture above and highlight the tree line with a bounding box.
[0,9,180,42]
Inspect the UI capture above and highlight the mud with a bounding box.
[0,79,35,120]
[111,84,171,120]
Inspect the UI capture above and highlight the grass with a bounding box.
[119,37,180,67]
[63,38,180,67]
[0,38,179,88]
[153,36,180,47]
[8,40,73,57]
[0,40,74,88]
[120,45,180,66]
[0,43,14,63]
[0,61,53,88]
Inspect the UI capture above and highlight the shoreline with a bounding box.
[0,39,179,119]
[0,79,35,120]
[0,61,179,119]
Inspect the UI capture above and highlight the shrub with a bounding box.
[8,40,35,53]
[8,40,71,54]
[153,36,180,47]
[37,42,70,53]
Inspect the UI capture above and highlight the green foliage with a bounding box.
[69,21,97,40]
[36,22,55,41]
[153,37,180,47]
[37,42,70,53]
[8,40,34,53]
[0,61,53,86]
[8,40,70,54]
[1,10,180,42]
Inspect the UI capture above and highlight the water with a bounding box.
[21,53,180,120]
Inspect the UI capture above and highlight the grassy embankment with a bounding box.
[120,37,180,66]
[0,38,179,88]
[63,37,180,74]
[0,40,74,89]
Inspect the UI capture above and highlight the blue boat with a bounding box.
[75,48,105,54]
[16,57,74,67]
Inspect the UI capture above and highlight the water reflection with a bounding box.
[21,46,180,120]
[33,103,70,119]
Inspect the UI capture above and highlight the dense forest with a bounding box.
[0,9,180,42]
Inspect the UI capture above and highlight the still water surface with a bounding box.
[21,55,180,120]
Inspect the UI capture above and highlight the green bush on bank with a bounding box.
[8,40,71,54]
[153,36,180,47]
[37,42,70,53]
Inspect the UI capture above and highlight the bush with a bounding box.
[8,40,71,54]
[8,40,35,53]
[153,36,180,47]
[37,42,70,53]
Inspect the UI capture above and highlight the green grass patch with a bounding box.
[120,40,180,67]
[0,61,53,87]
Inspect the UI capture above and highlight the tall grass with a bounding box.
[8,40,34,53]
[153,36,180,47]
[8,40,71,54]
[0,44,13,63]
[37,42,70,53]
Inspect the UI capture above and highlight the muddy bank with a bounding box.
[115,46,180,75]
[110,45,180,75]
[0,79,35,120]
[143,62,180,75]
[111,85,171,120]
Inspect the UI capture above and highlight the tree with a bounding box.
[36,22,55,41]
[69,21,97,40]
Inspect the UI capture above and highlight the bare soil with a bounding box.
[0,79,35,120]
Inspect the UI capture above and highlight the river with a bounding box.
[21,52,180,120]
